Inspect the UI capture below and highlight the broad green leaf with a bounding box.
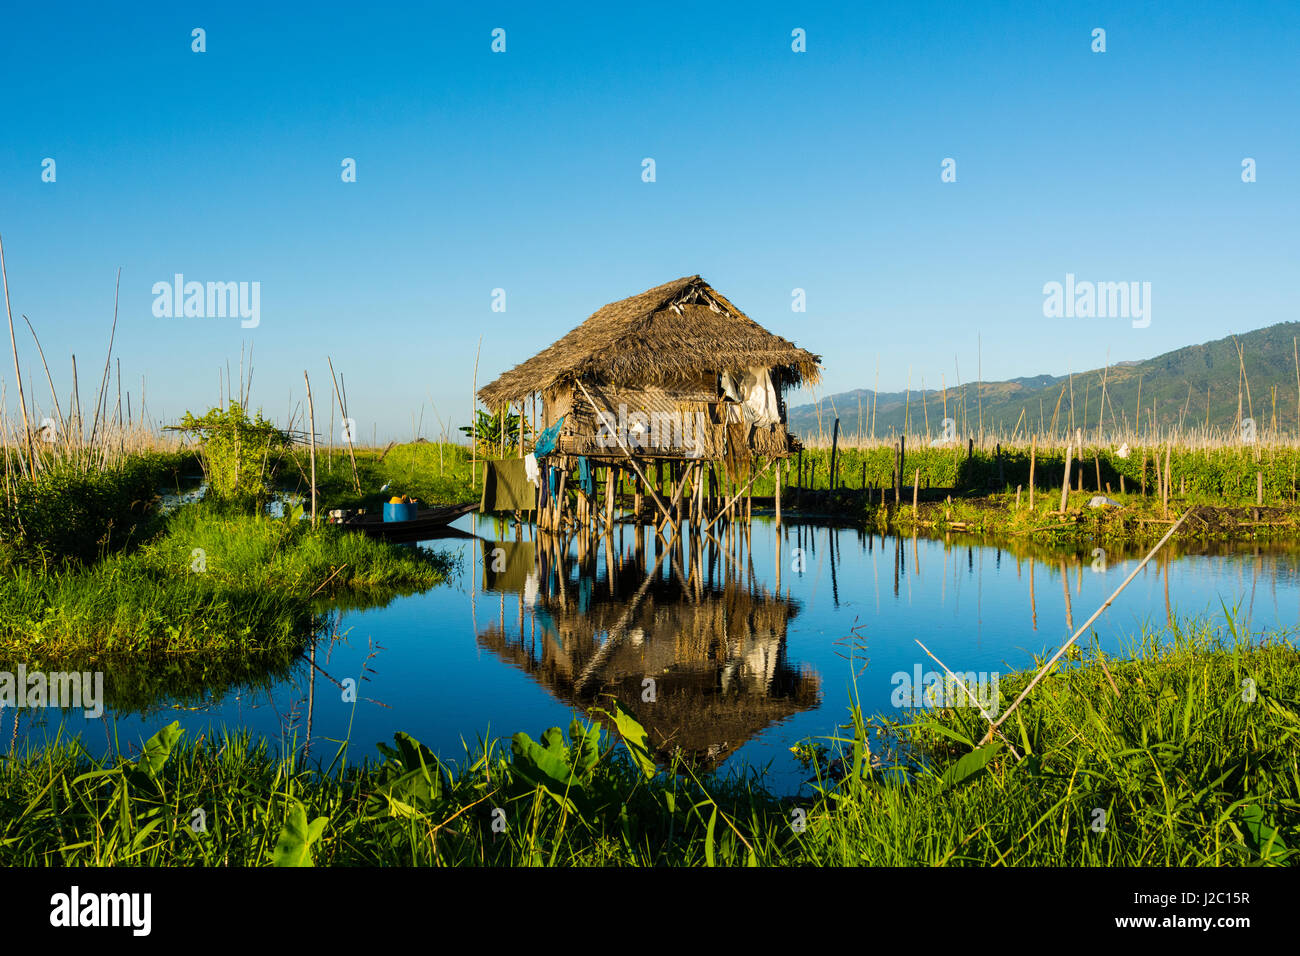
[597,702,656,780]
[137,722,184,779]
[569,719,601,776]
[511,732,578,810]
[541,726,566,756]
[1240,804,1288,859]
[939,741,1003,791]
[271,800,329,867]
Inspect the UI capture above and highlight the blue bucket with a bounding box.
[383,501,419,522]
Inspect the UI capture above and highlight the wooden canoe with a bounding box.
[341,502,478,541]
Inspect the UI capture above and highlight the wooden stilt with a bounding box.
[774,459,782,527]
[605,465,616,527]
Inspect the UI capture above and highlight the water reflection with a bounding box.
[10,511,1300,794]
[474,531,819,766]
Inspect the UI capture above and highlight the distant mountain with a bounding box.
[787,322,1300,441]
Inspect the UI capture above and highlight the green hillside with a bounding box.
[789,322,1300,442]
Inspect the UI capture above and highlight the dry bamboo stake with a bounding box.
[704,458,775,533]
[1028,434,1036,510]
[327,357,361,494]
[304,371,318,527]
[980,508,1192,745]
[89,268,121,450]
[22,316,64,443]
[1059,442,1073,512]
[0,235,34,476]
[1163,442,1171,518]
[70,355,81,452]
[471,335,481,488]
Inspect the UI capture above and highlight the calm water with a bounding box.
[14,515,1300,794]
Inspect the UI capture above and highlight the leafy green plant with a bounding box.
[459,409,528,453]
[171,403,292,505]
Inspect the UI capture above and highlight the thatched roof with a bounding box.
[477,276,822,407]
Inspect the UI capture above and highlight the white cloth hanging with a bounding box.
[740,368,781,426]
[720,368,780,426]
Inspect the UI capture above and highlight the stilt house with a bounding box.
[477,275,821,530]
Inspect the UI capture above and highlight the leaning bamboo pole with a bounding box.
[89,269,121,451]
[471,335,481,488]
[22,315,64,447]
[704,458,775,533]
[1059,442,1072,512]
[327,357,361,494]
[0,235,34,476]
[304,371,318,527]
[980,509,1192,746]
[576,380,676,534]
[1028,434,1036,510]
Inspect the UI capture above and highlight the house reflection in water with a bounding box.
[474,531,820,767]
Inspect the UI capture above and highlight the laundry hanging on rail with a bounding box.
[534,415,566,457]
[576,456,595,495]
[480,458,536,512]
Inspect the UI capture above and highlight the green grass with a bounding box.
[283,441,477,511]
[763,442,1300,505]
[3,614,1295,865]
[872,488,1300,543]
[0,504,458,667]
[0,451,198,568]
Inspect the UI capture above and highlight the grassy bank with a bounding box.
[0,451,198,568]
[3,617,1294,865]
[286,441,477,511]
[0,504,458,667]
[758,441,1300,505]
[869,489,1300,543]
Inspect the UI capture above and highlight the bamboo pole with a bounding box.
[1059,442,1073,512]
[774,458,782,527]
[1,235,35,476]
[979,510,1192,745]
[22,316,65,445]
[1163,441,1171,518]
[703,458,775,533]
[829,418,840,490]
[327,357,361,494]
[1028,434,1036,510]
[89,268,121,452]
[304,371,318,526]
[471,336,481,488]
[605,464,616,528]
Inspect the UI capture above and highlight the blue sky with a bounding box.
[2,1,1296,439]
